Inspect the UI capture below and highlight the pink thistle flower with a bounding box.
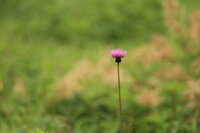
[110,49,127,131]
[110,49,127,63]
[110,49,127,58]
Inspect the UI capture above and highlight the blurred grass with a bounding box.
[0,0,165,43]
[0,0,200,133]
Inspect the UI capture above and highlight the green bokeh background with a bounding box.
[0,0,200,132]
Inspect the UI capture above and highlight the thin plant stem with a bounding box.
[117,62,123,132]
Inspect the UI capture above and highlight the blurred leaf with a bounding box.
[35,128,46,133]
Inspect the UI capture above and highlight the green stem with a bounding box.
[117,62,123,132]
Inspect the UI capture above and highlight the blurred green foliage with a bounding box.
[0,0,200,133]
[0,0,165,42]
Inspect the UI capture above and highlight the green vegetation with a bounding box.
[0,0,165,42]
[0,0,200,132]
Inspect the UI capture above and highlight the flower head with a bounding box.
[110,49,127,58]
[110,49,127,63]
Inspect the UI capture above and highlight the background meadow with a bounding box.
[0,0,200,132]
